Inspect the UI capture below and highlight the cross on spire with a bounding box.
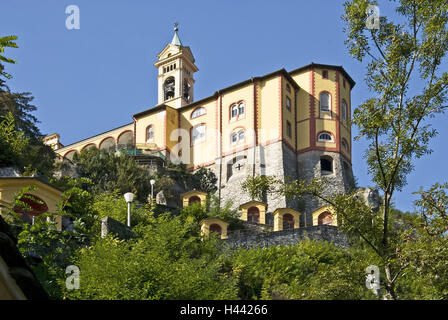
[171,22,182,46]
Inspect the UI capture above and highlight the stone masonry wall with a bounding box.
[225,225,348,249]
[297,150,355,227]
[206,141,298,219]
[204,142,355,229]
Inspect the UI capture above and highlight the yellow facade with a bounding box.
[180,190,208,208]
[239,201,267,225]
[273,208,301,231]
[200,217,229,240]
[311,206,337,227]
[51,64,353,170]
[0,178,62,215]
[47,29,355,204]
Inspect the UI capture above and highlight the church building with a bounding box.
[48,25,356,227]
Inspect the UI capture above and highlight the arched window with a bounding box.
[282,213,294,230]
[231,128,245,144]
[341,100,348,121]
[99,137,116,152]
[63,150,78,162]
[81,144,96,153]
[320,92,331,112]
[318,211,333,225]
[189,196,201,205]
[341,139,349,152]
[320,156,333,174]
[318,132,333,142]
[146,125,154,142]
[238,101,245,116]
[231,104,238,118]
[191,123,206,145]
[230,101,245,120]
[117,131,133,150]
[248,207,260,223]
[191,107,206,119]
[164,76,175,101]
[209,224,222,235]
[183,79,191,102]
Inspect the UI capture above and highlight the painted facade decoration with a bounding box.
[47,26,356,226]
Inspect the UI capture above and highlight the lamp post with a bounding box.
[150,179,156,205]
[124,192,134,227]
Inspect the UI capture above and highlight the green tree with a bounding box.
[191,166,218,194]
[0,111,29,168]
[0,35,18,79]
[65,213,239,300]
[231,241,378,300]
[0,35,56,177]
[241,175,277,202]
[340,0,448,299]
[72,148,153,201]
[265,0,448,300]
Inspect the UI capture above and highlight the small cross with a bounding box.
[235,163,244,171]
[174,22,179,31]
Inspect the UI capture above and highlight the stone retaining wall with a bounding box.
[224,225,348,249]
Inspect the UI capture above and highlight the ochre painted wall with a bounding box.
[0,178,62,216]
[54,65,352,169]
[258,77,281,145]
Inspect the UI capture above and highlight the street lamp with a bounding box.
[150,179,156,205]
[124,192,134,227]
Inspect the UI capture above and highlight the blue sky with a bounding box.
[1,0,447,212]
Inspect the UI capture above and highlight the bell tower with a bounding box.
[154,23,198,109]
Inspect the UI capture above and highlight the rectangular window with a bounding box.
[286,96,291,111]
[191,124,206,145]
[286,121,292,138]
[322,70,328,79]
